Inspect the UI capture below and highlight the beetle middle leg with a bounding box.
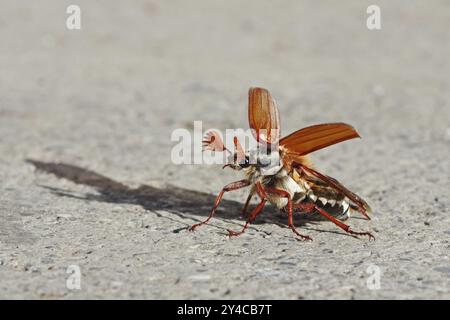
[228,199,267,237]
[240,191,254,218]
[227,182,266,237]
[265,185,312,241]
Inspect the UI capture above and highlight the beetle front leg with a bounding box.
[189,179,250,231]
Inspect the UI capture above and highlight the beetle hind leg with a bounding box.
[293,202,374,240]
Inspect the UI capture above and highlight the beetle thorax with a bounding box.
[244,148,284,182]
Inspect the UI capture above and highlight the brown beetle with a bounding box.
[190,87,373,241]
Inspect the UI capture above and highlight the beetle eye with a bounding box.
[238,155,250,168]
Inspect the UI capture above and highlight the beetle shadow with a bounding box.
[25,159,298,231]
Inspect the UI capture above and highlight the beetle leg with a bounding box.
[265,187,312,241]
[240,191,254,218]
[189,179,250,231]
[228,198,266,237]
[293,202,375,240]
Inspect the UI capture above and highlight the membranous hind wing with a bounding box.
[292,167,346,202]
[297,164,372,220]
[279,122,370,219]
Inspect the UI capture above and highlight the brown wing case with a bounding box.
[248,87,280,144]
[280,123,360,156]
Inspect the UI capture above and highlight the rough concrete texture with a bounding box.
[0,1,449,299]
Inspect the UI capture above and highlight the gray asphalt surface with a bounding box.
[0,0,449,299]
